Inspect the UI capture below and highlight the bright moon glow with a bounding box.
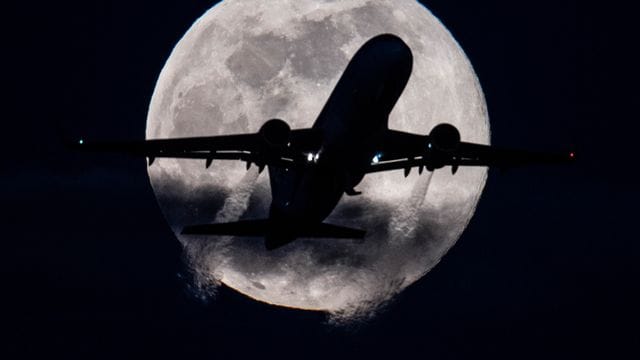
[146,0,490,321]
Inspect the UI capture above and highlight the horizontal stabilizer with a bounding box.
[182,219,365,239]
[182,219,269,237]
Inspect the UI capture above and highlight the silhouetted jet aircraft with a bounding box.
[76,34,574,250]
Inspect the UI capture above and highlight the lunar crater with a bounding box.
[226,33,289,87]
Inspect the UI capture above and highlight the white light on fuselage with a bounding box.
[372,153,382,164]
[307,153,314,162]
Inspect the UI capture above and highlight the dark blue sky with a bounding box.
[3,1,638,358]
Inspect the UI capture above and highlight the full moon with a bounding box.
[146,0,489,320]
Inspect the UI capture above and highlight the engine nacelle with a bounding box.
[259,119,291,147]
[429,123,460,152]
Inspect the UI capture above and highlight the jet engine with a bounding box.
[424,123,461,172]
[429,123,460,152]
[259,119,291,148]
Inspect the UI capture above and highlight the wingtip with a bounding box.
[65,137,86,150]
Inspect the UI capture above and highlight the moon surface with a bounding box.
[146,0,489,320]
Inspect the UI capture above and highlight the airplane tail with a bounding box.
[182,219,365,250]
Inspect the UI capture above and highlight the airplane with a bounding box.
[76,34,575,250]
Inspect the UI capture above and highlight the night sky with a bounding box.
[4,0,638,358]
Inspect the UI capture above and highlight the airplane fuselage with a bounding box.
[266,34,413,248]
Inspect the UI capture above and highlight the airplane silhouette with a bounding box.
[76,34,575,250]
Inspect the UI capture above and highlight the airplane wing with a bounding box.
[75,120,573,174]
[366,125,575,175]
[74,119,322,170]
